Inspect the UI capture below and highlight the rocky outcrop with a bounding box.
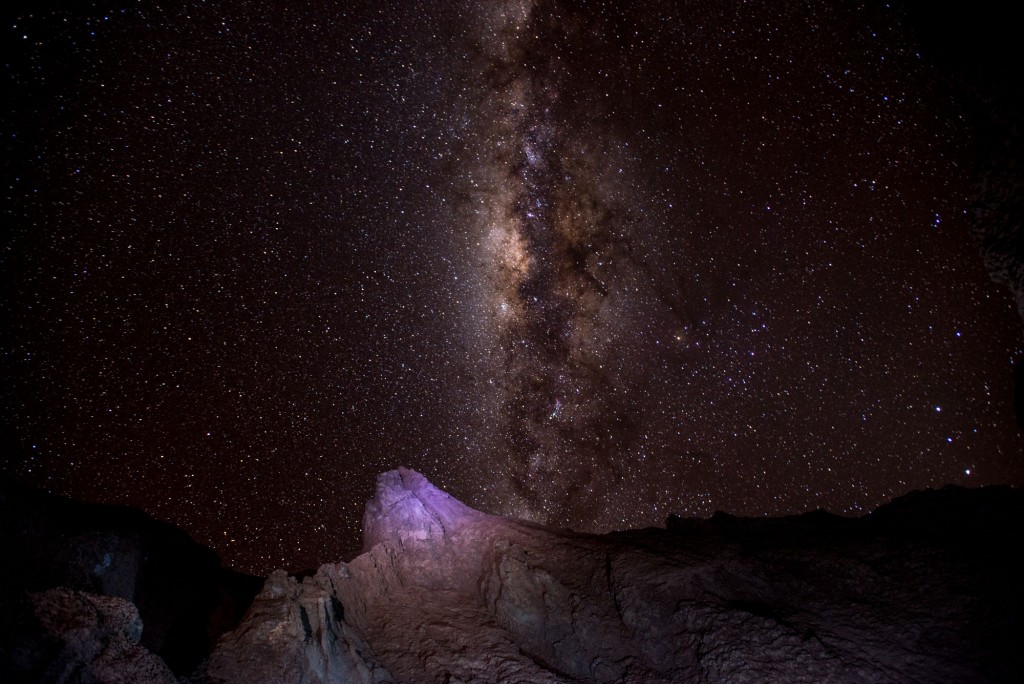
[17,587,178,684]
[0,481,261,680]
[201,468,1023,683]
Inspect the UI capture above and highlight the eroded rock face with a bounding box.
[203,568,390,684]
[202,468,1023,683]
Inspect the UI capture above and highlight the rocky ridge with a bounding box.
[201,468,1022,683]
[3,469,1021,682]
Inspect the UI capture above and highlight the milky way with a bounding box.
[2,0,1022,574]
[456,1,647,523]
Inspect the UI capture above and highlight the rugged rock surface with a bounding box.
[201,468,1023,683]
[203,568,390,684]
[3,472,1020,682]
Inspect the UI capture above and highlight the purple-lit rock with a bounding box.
[361,467,483,553]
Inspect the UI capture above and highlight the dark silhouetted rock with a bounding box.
[0,480,261,680]
[17,587,178,684]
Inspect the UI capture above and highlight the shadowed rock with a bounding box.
[202,568,391,684]
[0,480,262,678]
[24,587,178,684]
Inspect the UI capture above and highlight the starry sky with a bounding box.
[3,0,1022,575]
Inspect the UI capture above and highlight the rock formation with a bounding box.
[202,568,390,684]
[201,468,1022,683]
[21,587,178,684]
[3,470,1022,682]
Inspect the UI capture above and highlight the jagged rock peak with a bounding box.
[361,467,484,552]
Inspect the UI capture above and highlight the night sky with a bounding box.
[3,0,1022,575]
